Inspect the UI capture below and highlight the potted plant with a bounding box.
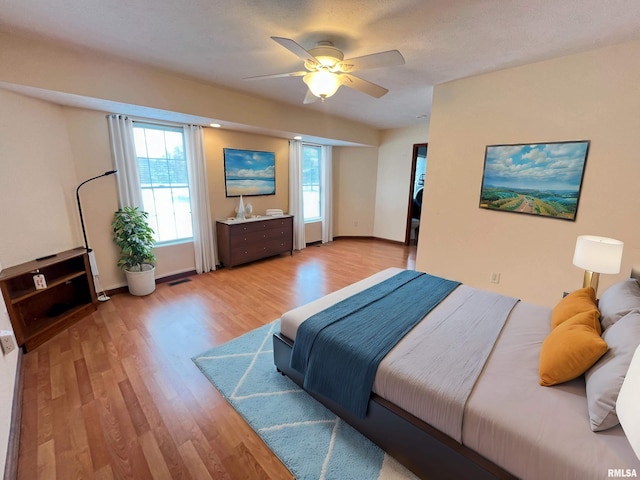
[112,206,157,296]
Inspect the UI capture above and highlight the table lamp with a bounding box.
[572,235,624,294]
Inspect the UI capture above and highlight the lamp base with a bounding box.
[583,270,600,294]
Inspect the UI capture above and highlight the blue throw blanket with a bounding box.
[290,270,460,418]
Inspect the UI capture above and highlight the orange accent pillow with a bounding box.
[539,312,608,386]
[551,287,599,332]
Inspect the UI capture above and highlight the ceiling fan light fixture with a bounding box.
[303,70,341,100]
[309,43,343,66]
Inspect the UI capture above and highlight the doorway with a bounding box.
[404,143,428,246]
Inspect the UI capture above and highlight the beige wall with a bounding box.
[0,89,81,472]
[374,125,429,242]
[204,129,290,221]
[333,146,379,237]
[418,40,640,307]
[0,30,379,148]
[0,91,79,265]
[63,108,125,286]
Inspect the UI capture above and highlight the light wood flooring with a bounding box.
[15,238,416,480]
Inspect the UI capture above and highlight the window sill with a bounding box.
[154,238,193,248]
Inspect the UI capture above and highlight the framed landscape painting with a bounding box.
[479,140,590,221]
[224,148,276,197]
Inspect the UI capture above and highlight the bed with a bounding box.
[272,267,640,479]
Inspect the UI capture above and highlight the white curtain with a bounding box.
[107,115,142,208]
[184,125,217,273]
[321,146,333,244]
[289,140,306,250]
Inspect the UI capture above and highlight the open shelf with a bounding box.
[0,248,98,352]
[10,271,86,304]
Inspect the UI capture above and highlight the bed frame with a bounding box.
[273,331,516,480]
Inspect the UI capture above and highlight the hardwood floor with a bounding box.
[16,239,416,480]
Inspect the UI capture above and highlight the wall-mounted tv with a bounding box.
[223,148,276,197]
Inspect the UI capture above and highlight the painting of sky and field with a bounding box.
[479,141,589,221]
[224,148,276,197]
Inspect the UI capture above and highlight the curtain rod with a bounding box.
[105,113,205,128]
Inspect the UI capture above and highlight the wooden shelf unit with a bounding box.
[216,215,293,268]
[0,248,98,352]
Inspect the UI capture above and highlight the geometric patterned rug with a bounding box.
[192,321,418,480]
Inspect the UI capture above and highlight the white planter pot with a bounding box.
[124,264,156,296]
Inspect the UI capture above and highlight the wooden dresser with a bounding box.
[216,215,294,268]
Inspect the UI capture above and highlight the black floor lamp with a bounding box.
[76,169,118,301]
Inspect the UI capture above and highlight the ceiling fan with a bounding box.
[245,36,405,103]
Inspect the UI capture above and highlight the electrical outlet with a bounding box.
[0,330,16,354]
[490,272,501,284]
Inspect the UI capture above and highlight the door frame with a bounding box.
[404,143,427,246]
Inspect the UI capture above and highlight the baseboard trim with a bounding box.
[4,350,23,480]
[156,270,197,285]
[107,270,197,297]
[332,236,406,246]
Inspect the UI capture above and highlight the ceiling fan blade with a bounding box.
[244,71,307,80]
[303,89,318,104]
[271,36,319,67]
[340,74,389,98]
[337,50,405,73]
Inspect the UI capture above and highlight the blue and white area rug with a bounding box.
[192,321,418,480]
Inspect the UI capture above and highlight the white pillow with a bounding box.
[617,344,640,461]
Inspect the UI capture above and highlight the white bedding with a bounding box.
[279,267,640,480]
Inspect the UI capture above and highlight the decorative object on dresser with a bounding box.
[235,195,246,220]
[572,235,624,294]
[216,215,293,268]
[112,206,157,296]
[0,248,98,352]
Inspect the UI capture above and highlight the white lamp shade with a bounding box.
[573,235,624,274]
[303,71,342,99]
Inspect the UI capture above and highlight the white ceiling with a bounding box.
[2,0,640,132]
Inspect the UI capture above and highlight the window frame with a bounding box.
[132,121,194,246]
[301,143,323,223]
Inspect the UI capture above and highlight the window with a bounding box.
[302,144,322,221]
[133,123,193,244]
